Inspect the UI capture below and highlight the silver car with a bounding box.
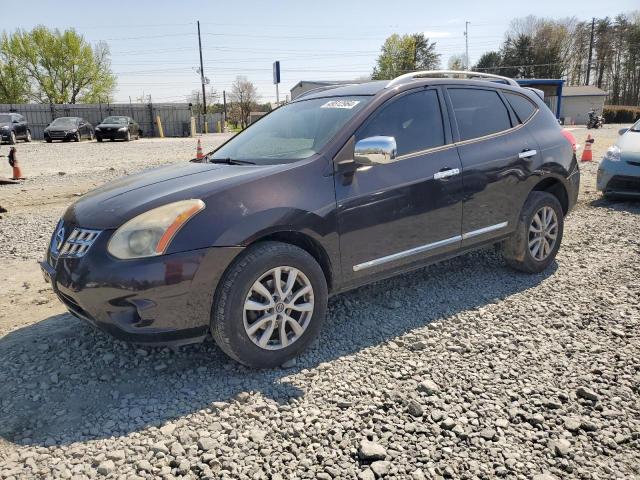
[597,120,640,197]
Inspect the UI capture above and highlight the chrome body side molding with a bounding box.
[352,222,508,272]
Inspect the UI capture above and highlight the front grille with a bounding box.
[59,228,101,257]
[48,131,67,138]
[607,175,640,193]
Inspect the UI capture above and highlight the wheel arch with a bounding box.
[250,230,334,292]
[531,176,569,215]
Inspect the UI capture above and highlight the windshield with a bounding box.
[102,116,128,125]
[212,96,371,164]
[51,117,79,127]
[630,119,640,132]
[0,114,11,123]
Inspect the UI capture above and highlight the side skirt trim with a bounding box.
[352,222,508,272]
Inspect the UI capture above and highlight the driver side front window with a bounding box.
[356,89,445,157]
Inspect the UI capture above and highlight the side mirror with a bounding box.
[618,128,628,136]
[354,136,397,165]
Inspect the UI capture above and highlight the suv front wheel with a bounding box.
[502,191,564,273]
[211,242,328,368]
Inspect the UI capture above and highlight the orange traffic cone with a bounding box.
[580,134,594,162]
[196,139,204,161]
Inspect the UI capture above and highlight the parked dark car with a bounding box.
[44,117,94,142]
[0,112,31,144]
[95,116,141,142]
[41,71,579,367]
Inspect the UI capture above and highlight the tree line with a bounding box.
[372,12,640,107]
[473,13,640,106]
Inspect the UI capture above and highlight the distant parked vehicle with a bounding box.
[0,113,32,144]
[597,119,640,198]
[95,116,141,142]
[44,117,94,143]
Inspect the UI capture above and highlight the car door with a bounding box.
[335,88,464,283]
[445,87,541,247]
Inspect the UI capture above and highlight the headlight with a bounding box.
[603,145,621,162]
[95,127,101,131]
[107,200,205,259]
[118,127,127,132]
[1,126,8,130]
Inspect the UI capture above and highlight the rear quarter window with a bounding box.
[448,88,512,141]
[504,92,537,123]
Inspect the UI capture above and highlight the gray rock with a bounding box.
[551,439,571,457]
[576,386,599,402]
[417,379,440,395]
[407,400,424,417]
[564,417,581,432]
[479,428,496,441]
[358,469,376,480]
[358,440,387,461]
[370,460,391,477]
[96,460,115,476]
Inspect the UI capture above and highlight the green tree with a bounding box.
[4,26,115,103]
[474,51,502,74]
[372,33,440,80]
[0,33,30,103]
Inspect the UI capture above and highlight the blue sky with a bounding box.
[1,0,636,104]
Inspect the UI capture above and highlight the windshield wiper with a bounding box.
[207,156,256,165]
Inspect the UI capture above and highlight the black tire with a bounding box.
[46,138,52,143]
[125,131,131,142]
[97,136,103,142]
[8,131,16,145]
[74,133,81,142]
[25,130,32,142]
[502,191,564,273]
[211,241,328,368]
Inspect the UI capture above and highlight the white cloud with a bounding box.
[423,31,453,39]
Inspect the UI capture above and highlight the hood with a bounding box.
[618,131,640,162]
[63,161,282,229]
[97,123,127,128]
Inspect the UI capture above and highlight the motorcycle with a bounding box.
[587,110,605,129]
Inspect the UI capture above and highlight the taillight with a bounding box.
[561,129,577,152]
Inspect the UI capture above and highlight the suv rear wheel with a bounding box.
[25,130,32,142]
[502,191,564,273]
[211,242,328,368]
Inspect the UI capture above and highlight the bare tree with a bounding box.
[229,76,258,129]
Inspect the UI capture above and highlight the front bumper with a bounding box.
[597,158,640,196]
[95,129,128,140]
[41,229,243,345]
[45,131,78,141]
[0,129,12,140]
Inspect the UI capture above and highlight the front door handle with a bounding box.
[433,167,460,180]
[518,149,537,159]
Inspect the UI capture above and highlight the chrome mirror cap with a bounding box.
[354,136,397,165]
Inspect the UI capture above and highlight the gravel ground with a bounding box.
[0,126,638,479]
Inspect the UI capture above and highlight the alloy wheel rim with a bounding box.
[528,206,558,261]
[243,266,314,351]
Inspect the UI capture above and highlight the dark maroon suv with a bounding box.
[41,71,580,367]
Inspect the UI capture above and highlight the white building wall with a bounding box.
[560,96,606,125]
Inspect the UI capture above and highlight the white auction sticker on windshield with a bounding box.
[320,100,360,109]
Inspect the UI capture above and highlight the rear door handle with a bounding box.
[518,149,537,159]
[433,168,460,180]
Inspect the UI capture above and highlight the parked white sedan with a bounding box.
[597,120,640,197]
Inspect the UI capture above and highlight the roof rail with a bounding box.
[386,70,520,88]
[294,84,357,100]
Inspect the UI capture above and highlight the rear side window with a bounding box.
[448,88,512,141]
[504,92,537,123]
[357,89,445,156]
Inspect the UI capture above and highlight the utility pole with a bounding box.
[197,21,207,123]
[586,17,595,86]
[464,21,470,70]
[222,90,227,129]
